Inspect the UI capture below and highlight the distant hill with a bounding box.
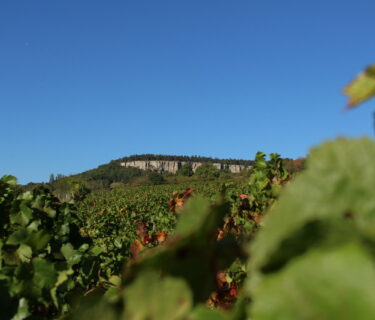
[47,154,254,191]
[23,154,304,201]
[112,154,253,166]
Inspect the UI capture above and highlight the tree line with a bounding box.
[114,154,254,165]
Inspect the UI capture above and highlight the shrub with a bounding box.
[194,163,220,178]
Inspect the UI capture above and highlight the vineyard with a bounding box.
[2,138,375,319]
[1,65,375,319]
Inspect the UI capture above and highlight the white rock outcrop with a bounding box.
[119,160,249,174]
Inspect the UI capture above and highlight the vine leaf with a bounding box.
[250,244,375,320]
[123,271,192,320]
[12,298,30,320]
[343,64,375,108]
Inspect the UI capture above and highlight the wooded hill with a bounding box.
[112,154,254,166]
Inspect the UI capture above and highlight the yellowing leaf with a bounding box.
[343,64,375,108]
[175,198,184,208]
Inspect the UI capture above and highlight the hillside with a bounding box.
[29,154,303,201]
[39,154,256,198]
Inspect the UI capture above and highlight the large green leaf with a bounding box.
[32,258,57,290]
[122,271,192,320]
[248,138,375,278]
[10,259,57,301]
[7,229,51,251]
[250,243,375,320]
[247,138,375,319]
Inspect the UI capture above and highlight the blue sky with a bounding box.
[1,0,375,184]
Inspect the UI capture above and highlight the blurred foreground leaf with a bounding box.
[251,243,375,320]
[188,305,230,320]
[123,271,192,320]
[247,138,375,319]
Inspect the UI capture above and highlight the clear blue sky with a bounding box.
[1,0,375,184]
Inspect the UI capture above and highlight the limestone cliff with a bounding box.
[119,160,249,174]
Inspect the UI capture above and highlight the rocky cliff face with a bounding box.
[119,160,249,174]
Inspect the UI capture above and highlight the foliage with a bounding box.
[246,138,375,319]
[69,152,291,319]
[72,195,244,320]
[0,149,291,319]
[123,271,193,320]
[71,138,375,320]
[0,176,102,319]
[53,178,90,202]
[245,152,290,216]
[148,172,166,185]
[47,155,252,192]
[109,182,126,189]
[52,165,144,191]
[76,181,233,263]
[344,63,375,108]
[176,163,194,177]
[80,165,143,187]
[3,133,375,319]
[194,163,220,178]
[282,157,305,174]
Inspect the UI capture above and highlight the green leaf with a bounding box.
[114,237,122,248]
[123,271,192,320]
[255,152,267,169]
[32,258,57,290]
[2,175,17,185]
[16,244,32,263]
[61,243,82,266]
[188,305,229,320]
[174,196,211,236]
[61,243,75,259]
[7,230,29,246]
[248,138,375,277]
[27,230,51,251]
[90,245,104,256]
[343,64,375,108]
[26,219,41,232]
[79,243,90,252]
[246,138,375,319]
[51,269,74,307]
[56,268,74,287]
[7,229,51,251]
[12,298,30,320]
[41,206,56,218]
[104,286,121,304]
[108,275,121,286]
[10,203,33,226]
[250,244,375,320]
[69,295,117,320]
